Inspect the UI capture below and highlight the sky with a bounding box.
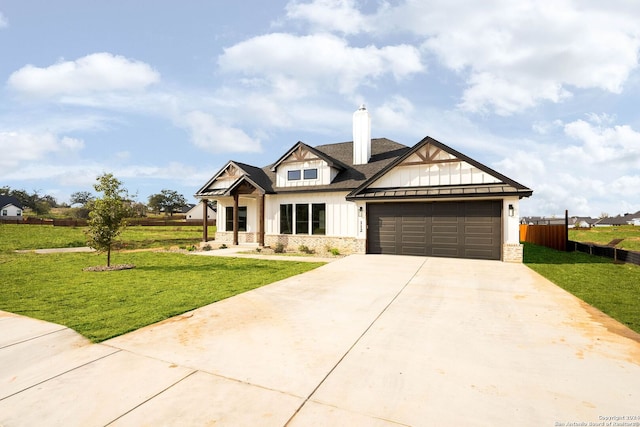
[1,0,639,217]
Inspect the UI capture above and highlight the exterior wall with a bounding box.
[502,197,523,262]
[265,234,365,254]
[216,196,257,233]
[275,159,337,188]
[264,191,359,237]
[1,204,22,218]
[502,243,524,263]
[371,162,500,188]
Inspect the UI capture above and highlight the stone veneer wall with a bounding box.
[502,243,524,263]
[211,232,365,254]
[265,235,365,254]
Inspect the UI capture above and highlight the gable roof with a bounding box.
[195,138,410,197]
[195,136,532,200]
[0,195,23,210]
[346,136,533,200]
[195,160,273,197]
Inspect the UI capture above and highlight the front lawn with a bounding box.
[524,243,640,333]
[0,250,324,342]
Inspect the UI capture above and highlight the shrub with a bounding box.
[274,243,285,253]
[202,244,212,251]
[219,243,227,249]
[329,247,340,256]
[298,245,315,254]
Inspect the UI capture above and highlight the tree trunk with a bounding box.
[107,245,111,267]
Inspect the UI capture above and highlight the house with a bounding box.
[595,211,640,227]
[185,201,216,221]
[0,195,24,220]
[195,105,533,262]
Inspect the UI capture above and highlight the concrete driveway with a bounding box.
[1,255,639,426]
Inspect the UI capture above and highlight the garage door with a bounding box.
[367,201,502,260]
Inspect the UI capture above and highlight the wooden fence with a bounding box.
[520,224,567,251]
[0,217,215,227]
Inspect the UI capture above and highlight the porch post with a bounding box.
[233,193,239,245]
[202,199,208,242]
[258,193,265,247]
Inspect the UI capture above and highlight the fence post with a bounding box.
[564,209,569,252]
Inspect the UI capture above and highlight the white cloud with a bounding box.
[285,0,367,34]
[284,0,640,115]
[0,131,84,172]
[182,111,261,153]
[0,11,8,28]
[218,33,424,97]
[7,53,160,98]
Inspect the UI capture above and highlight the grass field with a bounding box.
[0,223,323,342]
[569,225,640,252]
[0,223,216,252]
[524,243,640,333]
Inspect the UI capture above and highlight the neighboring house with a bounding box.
[570,217,595,228]
[185,201,216,221]
[0,195,24,219]
[195,106,533,262]
[595,211,640,227]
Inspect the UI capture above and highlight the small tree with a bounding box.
[70,191,95,206]
[86,173,131,267]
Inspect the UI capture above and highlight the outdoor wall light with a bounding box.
[508,204,515,217]
[358,206,363,217]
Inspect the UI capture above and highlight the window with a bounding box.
[225,206,247,231]
[1,210,6,216]
[287,170,301,181]
[312,204,326,235]
[303,168,318,180]
[280,204,293,234]
[295,204,309,234]
[16,210,21,216]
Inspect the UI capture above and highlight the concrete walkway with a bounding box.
[1,255,639,426]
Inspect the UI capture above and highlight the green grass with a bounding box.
[0,223,216,252]
[524,243,640,333]
[0,223,322,342]
[569,225,640,252]
[0,251,323,342]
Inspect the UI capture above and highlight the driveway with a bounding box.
[1,255,639,426]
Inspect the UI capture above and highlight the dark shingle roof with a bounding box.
[260,138,410,193]
[0,195,23,209]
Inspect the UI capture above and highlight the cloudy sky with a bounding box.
[1,1,639,217]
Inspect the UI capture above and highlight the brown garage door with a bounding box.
[367,201,502,260]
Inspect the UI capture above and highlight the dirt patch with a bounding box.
[83,264,136,272]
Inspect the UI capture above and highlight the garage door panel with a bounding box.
[368,201,501,260]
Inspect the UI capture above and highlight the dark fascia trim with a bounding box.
[347,135,533,199]
[195,160,255,197]
[269,141,347,172]
[346,191,532,202]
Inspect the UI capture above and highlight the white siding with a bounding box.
[275,159,338,188]
[372,161,501,188]
[265,192,358,238]
[216,197,257,232]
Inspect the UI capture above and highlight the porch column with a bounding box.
[258,193,265,247]
[202,199,208,242]
[233,193,239,245]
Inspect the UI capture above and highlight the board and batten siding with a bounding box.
[215,196,257,232]
[371,159,501,188]
[275,159,338,188]
[265,192,361,238]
